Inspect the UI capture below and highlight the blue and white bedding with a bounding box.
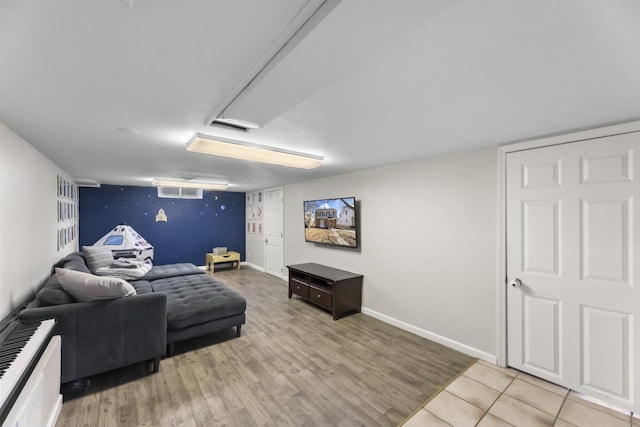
[94,258,153,280]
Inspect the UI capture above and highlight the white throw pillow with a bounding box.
[82,246,114,272]
[55,267,136,302]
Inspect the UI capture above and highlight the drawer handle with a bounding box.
[296,286,300,290]
[317,294,321,298]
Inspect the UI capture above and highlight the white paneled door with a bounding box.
[506,132,640,412]
[264,188,284,278]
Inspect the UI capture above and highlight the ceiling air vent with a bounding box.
[157,187,203,199]
[209,117,260,132]
[210,119,249,132]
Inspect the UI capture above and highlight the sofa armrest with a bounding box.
[19,292,167,383]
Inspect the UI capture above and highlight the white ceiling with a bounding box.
[1,0,639,192]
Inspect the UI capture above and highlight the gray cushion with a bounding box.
[129,280,153,294]
[36,276,76,306]
[150,275,246,330]
[143,263,204,281]
[82,246,114,272]
[56,267,136,302]
[55,252,92,274]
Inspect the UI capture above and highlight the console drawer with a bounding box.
[290,279,309,298]
[309,287,332,310]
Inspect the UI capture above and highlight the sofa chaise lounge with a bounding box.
[19,252,246,383]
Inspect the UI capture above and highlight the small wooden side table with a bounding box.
[206,251,241,272]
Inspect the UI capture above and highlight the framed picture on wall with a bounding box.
[56,175,78,251]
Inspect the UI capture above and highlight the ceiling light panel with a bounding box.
[186,134,323,169]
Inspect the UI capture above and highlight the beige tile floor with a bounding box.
[401,360,638,427]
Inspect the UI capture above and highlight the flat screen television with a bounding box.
[304,197,358,248]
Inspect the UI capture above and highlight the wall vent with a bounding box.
[157,187,203,199]
[75,178,100,187]
[180,187,203,199]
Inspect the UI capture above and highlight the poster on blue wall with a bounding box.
[79,185,246,266]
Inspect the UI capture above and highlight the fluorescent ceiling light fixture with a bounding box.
[186,133,323,169]
[152,179,228,191]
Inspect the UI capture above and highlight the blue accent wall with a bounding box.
[79,185,245,266]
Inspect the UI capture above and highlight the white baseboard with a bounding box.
[207,261,281,276]
[242,262,265,272]
[361,307,497,364]
[243,263,288,281]
[201,262,259,272]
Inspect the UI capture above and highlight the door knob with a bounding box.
[509,278,522,288]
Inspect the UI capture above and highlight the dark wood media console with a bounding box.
[287,263,363,320]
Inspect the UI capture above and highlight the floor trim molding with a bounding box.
[361,307,497,363]
[242,262,265,272]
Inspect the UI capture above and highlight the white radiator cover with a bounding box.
[2,336,62,427]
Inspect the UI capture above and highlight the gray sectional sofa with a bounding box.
[19,252,246,383]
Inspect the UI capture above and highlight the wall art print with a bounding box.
[57,175,78,251]
[246,191,263,235]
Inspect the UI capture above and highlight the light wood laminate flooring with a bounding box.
[56,267,473,426]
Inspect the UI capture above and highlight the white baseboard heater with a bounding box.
[0,319,61,427]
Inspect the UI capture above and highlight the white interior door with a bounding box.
[506,131,640,412]
[264,188,284,278]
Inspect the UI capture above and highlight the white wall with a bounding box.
[284,147,498,360]
[0,122,76,319]
[246,234,265,268]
